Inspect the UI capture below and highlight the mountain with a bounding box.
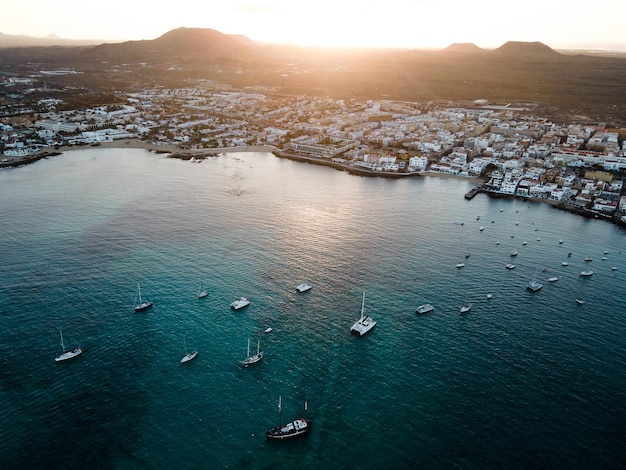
[443,43,485,54]
[492,41,561,57]
[0,28,625,123]
[84,27,255,62]
[0,32,109,48]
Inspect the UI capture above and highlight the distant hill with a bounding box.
[0,32,108,48]
[443,43,485,54]
[0,28,625,124]
[85,28,255,62]
[492,41,561,57]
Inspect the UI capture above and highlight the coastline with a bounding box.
[2,139,624,230]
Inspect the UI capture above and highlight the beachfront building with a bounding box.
[408,156,428,172]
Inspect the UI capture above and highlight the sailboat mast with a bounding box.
[137,283,142,303]
[278,395,282,427]
[59,330,65,352]
[361,291,366,319]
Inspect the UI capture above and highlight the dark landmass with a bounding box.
[1,28,626,124]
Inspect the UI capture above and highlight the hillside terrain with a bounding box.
[1,28,625,125]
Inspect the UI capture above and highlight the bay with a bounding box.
[0,148,625,469]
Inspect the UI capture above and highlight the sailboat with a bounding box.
[134,283,153,312]
[460,298,472,313]
[55,330,83,362]
[181,336,198,364]
[350,291,376,336]
[242,338,263,366]
[197,281,208,299]
[266,395,312,440]
[453,220,467,267]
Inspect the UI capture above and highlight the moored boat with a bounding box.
[296,283,312,293]
[527,280,543,292]
[55,330,83,362]
[266,396,312,440]
[506,264,516,270]
[181,336,198,364]
[460,302,472,313]
[416,304,434,314]
[231,296,250,310]
[134,283,153,312]
[548,276,559,282]
[181,351,198,364]
[351,291,376,336]
[242,338,263,366]
[197,281,208,299]
[580,270,594,277]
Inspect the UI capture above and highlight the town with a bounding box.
[1,74,626,227]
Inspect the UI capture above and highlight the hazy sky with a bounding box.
[2,0,625,50]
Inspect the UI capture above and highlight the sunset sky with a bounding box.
[2,0,625,51]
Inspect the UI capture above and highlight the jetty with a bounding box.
[465,184,485,200]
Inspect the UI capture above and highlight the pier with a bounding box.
[464,184,485,200]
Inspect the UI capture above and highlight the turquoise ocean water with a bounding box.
[1,148,625,469]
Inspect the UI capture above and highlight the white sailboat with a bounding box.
[181,336,198,364]
[134,282,153,312]
[460,299,472,313]
[55,330,83,362]
[242,338,263,366]
[350,291,376,336]
[453,220,467,267]
[197,281,208,298]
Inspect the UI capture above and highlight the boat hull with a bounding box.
[231,297,250,309]
[266,420,312,440]
[416,304,434,314]
[242,353,263,366]
[55,348,83,362]
[134,301,153,312]
[351,317,376,336]
[181,351,198,363]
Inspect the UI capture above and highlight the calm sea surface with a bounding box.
[1,148,625,469]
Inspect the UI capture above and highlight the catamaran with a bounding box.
[55,330,83,362]
[266,396,312,440]
[416,304,434,314]
[351,291,376,336]
[230,296,250,310]
[296,283,312,293]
